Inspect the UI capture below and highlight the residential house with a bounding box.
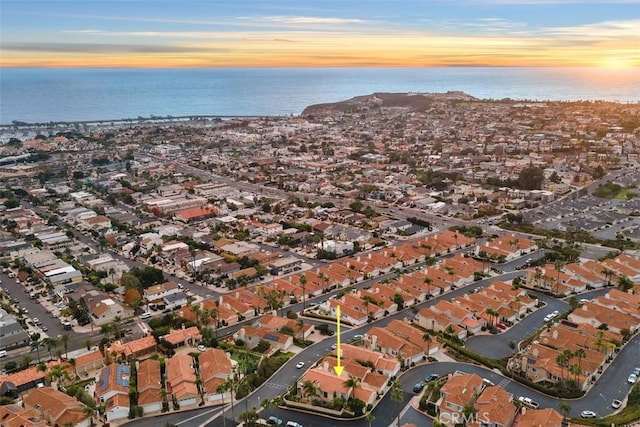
[235,326,293,352]
[23,387,90,427]
[144,281,181,302]
[166,354,199,407]
[94,364,131,422]
[199,348,233,403]
[137,359,163,414]
[364,324,424,367]
[0,404,47,427]
[472,386,517,427]
[108,335,157,360]
[74,349,105,376]
[0,309,31,350]
[0,365,47,394]
[257,314,315,339]
[162,326,202,349]
[90,297,134,326]
[268,256,303,275]
[568,302,640,334]
[437,372,484,423]
[517,407,565,427]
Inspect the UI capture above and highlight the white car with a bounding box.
[518,396,539,409]
[197,344,206,351]
[628,373,638,384]
[580,410,597,418]
[295,361,305,369]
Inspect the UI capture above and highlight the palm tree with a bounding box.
[302,379,319,400]
[83,404,97,426]
[60,333,70,359]
[485,307,499,327]
[618,275,633,291]
[462,402,477,425]
[216,382,228,427]
[444,324,455,337]
[558,401,571,420]
[272,395,285,423]
[299,274,307,311]
[30,338,43,363]
[554,260,564,296]
[108,267,116,286]
[423,277,432,299]
[601,267,615,287]
[569,364,583,382]
[365,411,375,427]
[42,336,58,361]
[343,376,361,402]
[422,332,432,358]
[111,316,123,340]
[444,266,455,289]
[593,330,605,353]
[261,396,273,412]
[84,337,92,351]
[574,348,586,372]
[391,378,403,427]
[533,267,543,288]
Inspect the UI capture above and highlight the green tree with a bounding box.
[3,199,20,209]
[391,378,403,426]
[343,376,361,403]
[518,166,545,190]
[392,293,404,310]
[365,411,375,427]
[238,409,258,427]
[558,401,571,420]
[302,379,319,399]
[299,274,307,311]
[60,333,70,359]
[422,332,432,358]
[618,276,633,291]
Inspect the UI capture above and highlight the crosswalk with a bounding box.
[498,378,511,388]
[265,382,289,391]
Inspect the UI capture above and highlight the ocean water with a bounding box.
[1,67,638,124]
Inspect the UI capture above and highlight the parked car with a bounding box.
[628,373,637,384]
[413,382,424,393]
[296,361,305,369]
[580,410,597,418]
[424,373,439,382]
[518,396,539,409]
[612,399,623,409]
[352,334,363,341]
[633,367,640,376]
[267,416,283,425]
[197,344,206,351]
[286,421,303,427]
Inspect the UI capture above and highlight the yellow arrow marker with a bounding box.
[334,305,344,376]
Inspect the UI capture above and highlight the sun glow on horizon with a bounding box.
[1,2,638,70]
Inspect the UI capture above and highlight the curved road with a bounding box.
[124,270,638,427]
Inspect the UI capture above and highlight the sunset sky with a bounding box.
[1,0,638,68]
